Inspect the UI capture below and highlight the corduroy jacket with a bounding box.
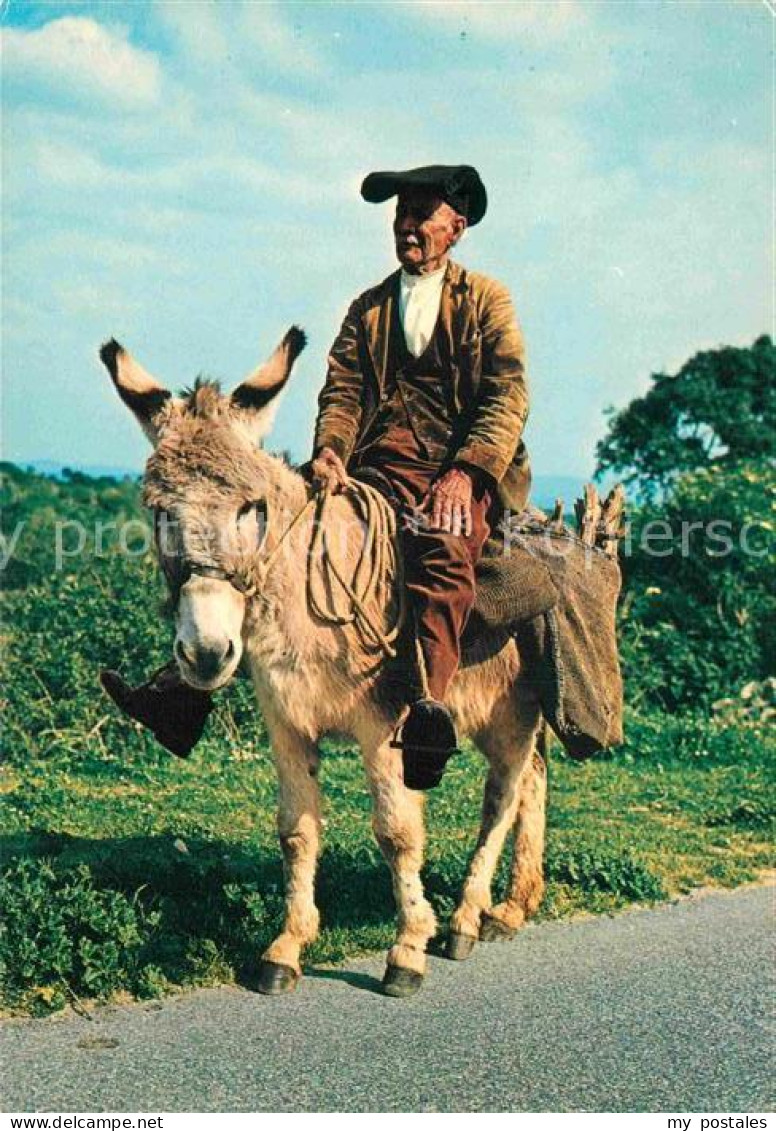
[313,260,531,511]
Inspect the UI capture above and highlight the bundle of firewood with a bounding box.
[546,484,626,559]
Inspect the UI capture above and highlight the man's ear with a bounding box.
[450,214,467,247]
[230,325,306,444]
[99,339,172,445]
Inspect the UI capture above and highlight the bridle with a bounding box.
[181,561,253,590]
[153,483,403,659]
[152,508,263,599]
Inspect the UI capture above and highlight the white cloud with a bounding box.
[27,138,131,190]
[407,0,590,43]
[1,17,162,110]
[2,4,769,476]
[24,231,167,273]
[17,135,343,214]
[55,280,144,321]
[237,2,330,76]
[155,0,328,78]
[152,1,231,69]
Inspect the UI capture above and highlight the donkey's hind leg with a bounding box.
[448,691,541,957]
[257,711,322,995]
[482,734,547,940]
[359,713,437,998]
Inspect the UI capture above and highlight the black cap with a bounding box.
[360,164,487,226]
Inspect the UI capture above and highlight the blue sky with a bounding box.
[2,0,772,477]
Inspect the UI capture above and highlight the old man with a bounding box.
[308,165,530,786]
[102,164,530,789]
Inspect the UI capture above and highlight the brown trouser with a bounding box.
[368,460,491,701]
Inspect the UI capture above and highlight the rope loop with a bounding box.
[262,480,403,661]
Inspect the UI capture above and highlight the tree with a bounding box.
[595,335,775,498]
[617,461,775,710]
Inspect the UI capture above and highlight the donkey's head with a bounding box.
[101,327,306,690]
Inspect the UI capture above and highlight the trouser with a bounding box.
[363,461,492,701]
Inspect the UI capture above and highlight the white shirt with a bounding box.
[399,266,446,358]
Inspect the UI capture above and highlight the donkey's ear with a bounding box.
[100,339,172,445]
[230,326,306,443]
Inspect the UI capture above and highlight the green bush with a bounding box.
[547,846,666,901]
[608,707,774,767]
[594,337,774,711]
[0,852,295,1015]
[619,461,775,711]
[0,858,162,1015]
[1,462,772,1016]
[0,832,670,1015]
[595,335,775,498]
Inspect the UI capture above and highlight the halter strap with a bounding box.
[172,482,403,661]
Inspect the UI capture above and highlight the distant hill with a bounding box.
[20,460,140,481]
[12,461,612,509]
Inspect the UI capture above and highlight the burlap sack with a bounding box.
[471,539,558,628]
[345,467,624,758]
[474,510,624,758]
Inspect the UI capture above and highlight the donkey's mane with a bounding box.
[177,376,228,420]
[143,382,305,509]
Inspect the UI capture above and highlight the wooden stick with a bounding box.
[574,483,602,547]
[597,484,626,557]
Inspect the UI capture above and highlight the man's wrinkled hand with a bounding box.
[311,446,350,494]
[421,467,473,536]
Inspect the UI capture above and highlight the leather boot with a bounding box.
[392,698,459,790]
[100,662,214,758]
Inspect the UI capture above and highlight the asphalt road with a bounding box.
[3,884,774,1113]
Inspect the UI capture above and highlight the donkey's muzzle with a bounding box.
[176,638,236,686]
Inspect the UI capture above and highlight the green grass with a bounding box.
[1,463,773,1015]
[1,710,773,1016]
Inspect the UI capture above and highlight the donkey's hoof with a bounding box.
[446,932,477,961]
[479,913,517,943]
[256,960,299,996]
[382,965,424,998]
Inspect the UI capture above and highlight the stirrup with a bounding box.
[391,698,459,791]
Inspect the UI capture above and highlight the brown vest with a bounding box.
[353,291,461,471]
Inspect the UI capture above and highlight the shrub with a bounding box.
[618,461,775,711]
[547,847,666,902]
[0,858,161,1015]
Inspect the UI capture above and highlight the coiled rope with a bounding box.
[261,480,404,660]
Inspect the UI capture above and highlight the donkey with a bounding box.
[100,327,547,998]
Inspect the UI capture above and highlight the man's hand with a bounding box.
[421,467,473,536]
[311,446,350,493]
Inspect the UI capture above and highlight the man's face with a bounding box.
[393,190,466,274]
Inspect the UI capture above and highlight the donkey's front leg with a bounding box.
[359,715,437,998]
[257,713,322,996]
